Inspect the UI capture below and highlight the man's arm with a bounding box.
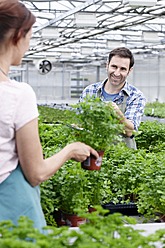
[113,92,146,136]
[111,102,134,137]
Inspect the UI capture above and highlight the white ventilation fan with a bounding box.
[36,59,52,75]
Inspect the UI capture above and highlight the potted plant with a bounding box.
[39,118,113,226]
[63,96,124,170]
[47,161,93,227]
[100,142,165,221]
[41,158,113,227]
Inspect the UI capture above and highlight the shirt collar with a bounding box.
[100,78,130,97]
[97,78,107,95]
[121,81,130,97]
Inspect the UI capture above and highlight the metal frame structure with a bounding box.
[21,0,165,65]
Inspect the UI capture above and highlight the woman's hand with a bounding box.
[67,142,99,162]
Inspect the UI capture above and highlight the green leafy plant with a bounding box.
[54,161,91,215]
[101,144,146,204]
[63,96,124,151]
[0,208,164,248]
[43,161,112,217]
[38,105,68,123]
[144,101,165,118]
[136,121,165,151]
[101,144,165,221]
[38,105,165,224]
[137,151,165,220]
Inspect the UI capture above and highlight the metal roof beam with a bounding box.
[33,0,102,33]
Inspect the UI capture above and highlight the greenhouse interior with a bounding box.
[1,0,165,247]
[10,0,165,104]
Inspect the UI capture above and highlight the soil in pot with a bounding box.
[81,150,104,170]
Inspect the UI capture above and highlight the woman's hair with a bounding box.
[108,47,134,70]
[0,0,36,45]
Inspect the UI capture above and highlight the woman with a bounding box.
[0,0,98,231]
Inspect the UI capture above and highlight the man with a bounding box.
[79,47,146,149]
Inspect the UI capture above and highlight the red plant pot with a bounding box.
[88,206,97,213]
[62,212,86,227]
[81,150,104,170]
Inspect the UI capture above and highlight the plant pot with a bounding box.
[155,213,165,223]
[160,215,165,222]
[88,206,97,213]
[81,150,104,170]
[53,210,66,227]
[62,212,86,227]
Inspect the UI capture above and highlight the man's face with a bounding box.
[107,55,132,87]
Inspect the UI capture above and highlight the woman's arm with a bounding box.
[16,118,99,187]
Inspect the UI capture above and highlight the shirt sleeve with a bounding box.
[125,93,146,130]
[13,83,39,131]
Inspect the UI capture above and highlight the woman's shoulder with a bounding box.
[9,79,33,90]
[0,80,37,106]
[4,80,35,97]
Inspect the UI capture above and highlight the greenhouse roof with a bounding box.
[21,0,165,64]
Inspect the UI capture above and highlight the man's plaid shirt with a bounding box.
[79,79,146,131]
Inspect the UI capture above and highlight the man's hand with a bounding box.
[111,102,134,137]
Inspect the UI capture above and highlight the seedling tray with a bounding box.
[102,202,138,216]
